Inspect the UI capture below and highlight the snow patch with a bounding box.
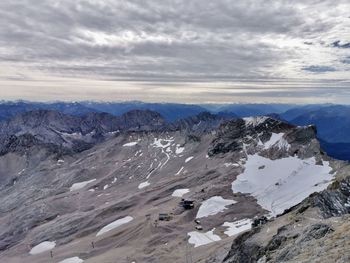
[176,145,185,154]
[224,162,240,168]
[29,241,56,255]
[223,219,252,237]
[123,141,139,147]
[96,216,133,237]
[175,166,184,175]
[172,188,190,197]
[138,181,150,189]
[70,179,96,191]
[58,257,84,263]
[243,116,269,127]
[232,154,333,216]
[185,156,194,163]
[152,138,174,148]
[57,159,65,165]
[196,196,236,218]
[264,133,290,150]
[188,229,221,248]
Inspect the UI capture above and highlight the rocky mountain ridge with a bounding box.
[0,112,347,263]
[0,109,168,156]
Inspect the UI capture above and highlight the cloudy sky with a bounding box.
[0,0,349,104]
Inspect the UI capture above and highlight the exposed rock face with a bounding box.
[118,109,166,131]
[223,228,264,263]
[0,134,40,155]
[174,111,227,134]
[208,116,319,160]
[0,109,168,156]
[307,177,350,218]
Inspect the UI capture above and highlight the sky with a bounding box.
[0,0,349,104]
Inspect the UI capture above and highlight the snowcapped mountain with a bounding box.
[0,112,347,263]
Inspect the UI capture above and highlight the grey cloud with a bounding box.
[302,65,336,73]
[332,41,350,48]
[342,57,350,64]
[0,0,349,103]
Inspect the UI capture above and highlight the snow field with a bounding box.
[232,154,333,216]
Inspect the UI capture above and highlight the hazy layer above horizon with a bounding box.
[0,0,349,103]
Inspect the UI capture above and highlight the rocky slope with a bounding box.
[0,113,347,263]
[223,175,350,263]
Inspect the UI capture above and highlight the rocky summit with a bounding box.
[0,110,349,263]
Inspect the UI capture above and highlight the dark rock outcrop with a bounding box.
[174,111,227,134]
[223,176,350,263]
[207,116,315,158]
[307,177,350,218]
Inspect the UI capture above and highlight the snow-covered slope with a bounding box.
[232,155,333,216]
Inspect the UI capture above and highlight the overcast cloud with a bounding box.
[0,0,349,103]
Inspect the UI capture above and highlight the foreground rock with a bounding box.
[223,176,350,263]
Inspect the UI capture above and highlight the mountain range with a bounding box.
[0,106,350,262]
[2,101,350,160]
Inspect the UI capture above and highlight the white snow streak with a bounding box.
[123,141,138,147]
[185,156,194,163]
[138,181,150,189]
[175,166,184,175]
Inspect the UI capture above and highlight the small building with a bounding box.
[252,216,268,227]
[180,199,194,209]
[158,213,172,221]
[195,225,203,230]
